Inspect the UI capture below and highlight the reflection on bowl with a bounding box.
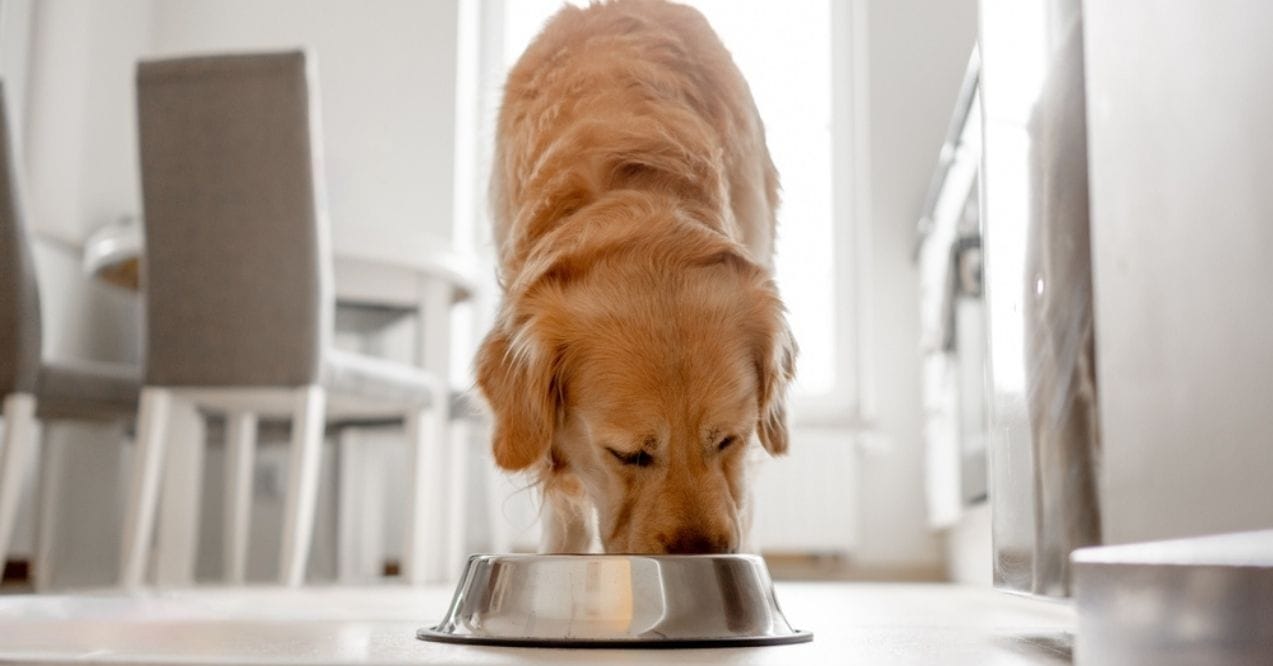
[418,553,812,648]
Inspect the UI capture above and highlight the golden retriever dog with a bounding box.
[477,0,795,554]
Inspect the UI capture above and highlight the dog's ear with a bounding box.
[475,313,561,471]
[755,296,797,456]
[696,240,798,457]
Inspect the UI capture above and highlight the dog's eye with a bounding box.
[717,435,739,452]
[607,447,654,468]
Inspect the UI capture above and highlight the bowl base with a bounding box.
[416,626,813,649]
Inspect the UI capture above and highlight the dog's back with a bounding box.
[492,0,779,279]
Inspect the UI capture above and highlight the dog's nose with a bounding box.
[662,531,736,554]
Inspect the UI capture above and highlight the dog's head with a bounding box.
[476,200,795,553]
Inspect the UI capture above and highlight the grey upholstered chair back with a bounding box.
[136,51,332,387]
[0,80,42,395]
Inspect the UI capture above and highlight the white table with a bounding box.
[0,583,1075,665]
[81,218,479,306]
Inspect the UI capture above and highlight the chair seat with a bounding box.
[321,350,440,420]
[36,359,141,420]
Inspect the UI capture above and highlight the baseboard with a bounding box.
[763,551,947,582]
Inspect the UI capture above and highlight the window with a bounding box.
[497,0,848,412]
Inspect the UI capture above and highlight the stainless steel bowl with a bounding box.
[418,554,812,648]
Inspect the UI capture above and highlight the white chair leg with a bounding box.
[279,385,325,587]
[154,400,206,586]
[0,393,38,574]
[223,412,257,583]
[444,419,469,576]
[401,404,438,585]
[33,427,65,592]
[120,387,173,588]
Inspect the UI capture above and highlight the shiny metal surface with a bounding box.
[1072,530,1273,665]
[979,0,1101,598]
[419,554,811,648]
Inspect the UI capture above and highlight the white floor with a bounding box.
[0,583,1074,665]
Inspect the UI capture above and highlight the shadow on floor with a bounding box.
[996,631,1074,664]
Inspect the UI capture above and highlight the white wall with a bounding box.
[852,0,979,569]
[22,0,150,247]
[0,0,35,131]
[150,0,461,252]
[21,0,462,251]
[16,0,156,365]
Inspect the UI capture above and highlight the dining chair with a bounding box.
[123,51,451,588]
[0,79,141,586]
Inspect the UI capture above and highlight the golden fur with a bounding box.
[477,0,795,554]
